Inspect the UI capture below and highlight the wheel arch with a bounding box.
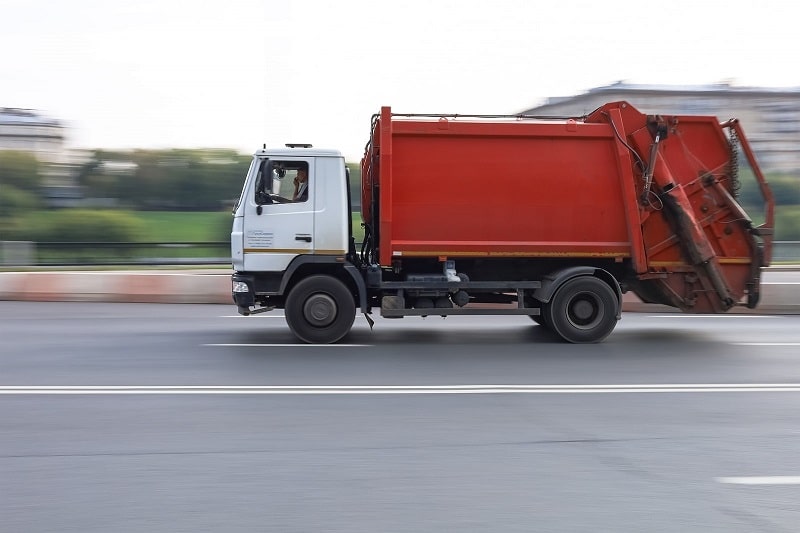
[279,256,368,313]
[533,266,622,319]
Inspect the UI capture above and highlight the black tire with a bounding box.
[546,276,618,343]
[285,275,356,344]
[528,310,551,330]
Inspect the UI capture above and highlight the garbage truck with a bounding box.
[230,101,774,343]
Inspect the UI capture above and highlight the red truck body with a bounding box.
[230,101,775,344]
[361,101,774,314]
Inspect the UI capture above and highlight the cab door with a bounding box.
[241,157,314,272]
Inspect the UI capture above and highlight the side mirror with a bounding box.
[255,158,274,209]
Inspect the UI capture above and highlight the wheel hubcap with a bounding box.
[567,293,602,329]
[303,294,337,327]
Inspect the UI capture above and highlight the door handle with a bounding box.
[295,234,312,243]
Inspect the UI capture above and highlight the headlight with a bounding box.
[232,281,250,293]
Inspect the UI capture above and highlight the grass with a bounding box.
[1,210,233,243]
[134,211,232,241]
[5,209,363,243]
[135,210,365,243]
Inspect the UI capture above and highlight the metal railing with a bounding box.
[2,240,800,267]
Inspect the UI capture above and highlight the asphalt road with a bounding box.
[2,302,800,532]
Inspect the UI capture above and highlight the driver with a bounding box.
[271,168,309,203]
[293,169,309,202]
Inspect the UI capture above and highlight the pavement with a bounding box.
[0,267,798,313]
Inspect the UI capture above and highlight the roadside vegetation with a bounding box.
[0,149,365,247]
[0,148,794,247]
[736,171,800,240]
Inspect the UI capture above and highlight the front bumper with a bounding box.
[231,273,255,307]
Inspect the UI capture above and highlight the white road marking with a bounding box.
[203,343,371,347]
[732,343,800,346]
[206,341,800,348]
[228,314,784,319]
[219,315,285,318]
[4,384,800,395]
[717,476,800,485]
[646,315,779,319]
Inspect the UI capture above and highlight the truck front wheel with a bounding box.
[546,276,618,343]
[528,311,551,330]
[285,275,356,344]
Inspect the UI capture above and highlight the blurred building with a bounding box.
[0,107,67,166]
[0,107,91,205]
[521,82,800,173]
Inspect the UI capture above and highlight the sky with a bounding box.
[2,0,797,162]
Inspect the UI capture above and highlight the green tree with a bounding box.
[0,185,42,238]
[0,150,42,192]
[738,172,800,207]
[0,184,40,214]
[77,149,250,211]
[29,210,145,242]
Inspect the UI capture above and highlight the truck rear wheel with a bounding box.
[285,275,355,344]
[546,276,618,343]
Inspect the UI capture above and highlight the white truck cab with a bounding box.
[231,146,350,273]
[230,145,363,344]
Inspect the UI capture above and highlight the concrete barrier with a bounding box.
[0,268,797,313]
[0,270,232,305]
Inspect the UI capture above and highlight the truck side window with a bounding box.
[256,161,310,204]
